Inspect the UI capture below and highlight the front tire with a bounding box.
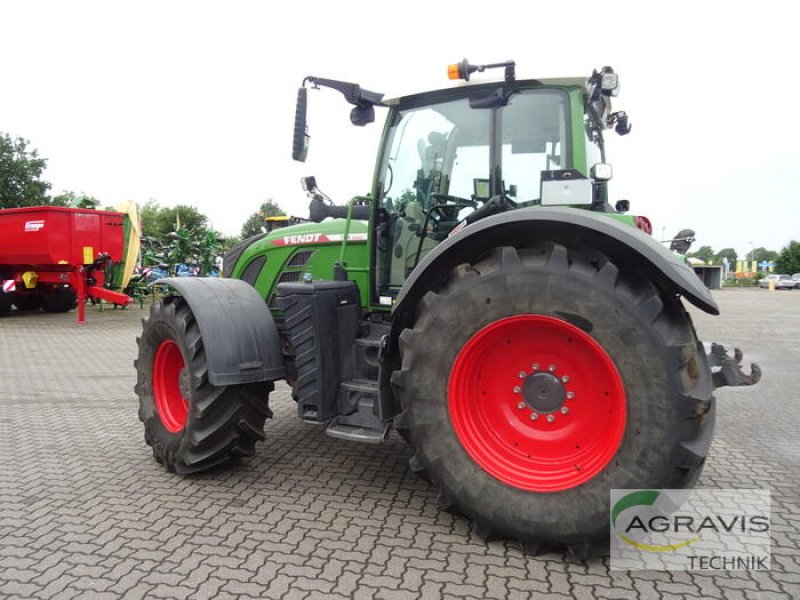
[135,296,273,473]
[393,244,714,557]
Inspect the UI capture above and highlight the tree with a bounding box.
[689,245,715,263]
[221,235,241,252]
[241,199,285,239]
[139,200,209,238]
[714,248,738,266]
[0,133,51,208]
[775,241,800,274]
[750,247,778,264]
[52,191,100,209]
[139,200,161,238]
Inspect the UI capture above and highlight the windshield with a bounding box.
[380,90,568,210]
[376,89,569,291]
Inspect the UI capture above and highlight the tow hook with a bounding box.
[704,343,762,389]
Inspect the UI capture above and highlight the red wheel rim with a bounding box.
[448,315,626,492]
[153,340,189,433]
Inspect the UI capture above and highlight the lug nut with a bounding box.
[513,386,521,394]
[517,402,526,409]
[566,391,575,400]
[530,412,539,420]
[560,407,569,415]
[548,364,557,372]
[519,371,527,379]
[561,375,570,383]
[531,363,540,371]
[546,414,555,423]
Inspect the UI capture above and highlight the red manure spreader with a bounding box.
[0,206,135,323]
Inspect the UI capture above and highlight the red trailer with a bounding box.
[0,206,133,323]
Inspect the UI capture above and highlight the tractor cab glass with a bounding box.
[377,89,569,292]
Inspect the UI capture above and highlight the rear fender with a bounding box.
[156,277,285,386]
[391,207,719,338]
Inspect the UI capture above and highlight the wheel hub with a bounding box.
[448,314,627,492]
[153,339,189,433]
[522,372,565,414]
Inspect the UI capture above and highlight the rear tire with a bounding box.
[42,287,77,313]
[135,296,273,473]
[392,244,714,557]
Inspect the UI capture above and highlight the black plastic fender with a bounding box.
[392,207,719,331]
[155,277,285,386]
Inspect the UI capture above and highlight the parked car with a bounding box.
[759,274,799,289]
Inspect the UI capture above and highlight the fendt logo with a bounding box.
[274,233,326,246]
[272,232,369,247]
[284,233,322,245]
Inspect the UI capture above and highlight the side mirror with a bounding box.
[292,88,310,162]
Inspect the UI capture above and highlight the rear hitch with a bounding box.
[704,343,762,389]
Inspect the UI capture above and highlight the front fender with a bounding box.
[392,207,718,329]
[155,277,285,386]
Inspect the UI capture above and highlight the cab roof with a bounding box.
[383,77,587,107]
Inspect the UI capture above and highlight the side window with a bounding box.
[382,108,456,216]
[450,145,490,200]
[378,100,492,292]
[500,91,568,203]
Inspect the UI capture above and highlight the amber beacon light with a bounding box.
[447,59,516,82]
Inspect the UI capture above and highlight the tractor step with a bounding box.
[326,418,389,443]
[326,384,388,443]
[340,378,378,394]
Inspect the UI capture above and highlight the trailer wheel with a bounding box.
[41,287,77,313]
[135,296,273,473]
[13,294,43,312]
[0,291,12,316]
[393,244,714,557]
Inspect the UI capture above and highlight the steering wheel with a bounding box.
[429,193,477,220]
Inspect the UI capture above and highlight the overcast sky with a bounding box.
[1,1,796,258]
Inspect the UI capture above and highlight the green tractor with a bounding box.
[135,60,760,556]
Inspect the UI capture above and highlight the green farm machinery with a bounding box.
[135,60,759,556]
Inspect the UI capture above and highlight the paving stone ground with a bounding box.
[0,289,798,599]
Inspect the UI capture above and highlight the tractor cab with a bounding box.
[375,78,599,291]
[295,60,634,301]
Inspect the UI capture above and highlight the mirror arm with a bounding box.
[304,76,384,108]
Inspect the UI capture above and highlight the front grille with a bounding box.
[278,271,303,283]
[287,250,314,268]
[240,256,266,286]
